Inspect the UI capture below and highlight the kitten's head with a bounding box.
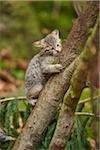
[33,30,62,56]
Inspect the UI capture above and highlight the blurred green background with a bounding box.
[0,1,76,59]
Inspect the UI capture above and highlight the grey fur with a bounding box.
[25,30,62,106]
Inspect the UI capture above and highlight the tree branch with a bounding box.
[48,16,98,150]
[60,1,98,64]
[12,2,98,150]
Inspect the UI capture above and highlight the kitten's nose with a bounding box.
[56,49,60,53]
[56,46,62,52]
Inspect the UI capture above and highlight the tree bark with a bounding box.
[48,18,98,150]
[12,2,98,150]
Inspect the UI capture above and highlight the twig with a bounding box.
[75,112,95,117]
[78,95,100,105]
[0,95,99,104]
[0,96,26,103]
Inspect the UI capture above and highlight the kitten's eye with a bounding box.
[45,49,49,52]
[51,47,54,50]
[57,44,59,47]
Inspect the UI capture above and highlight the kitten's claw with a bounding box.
[28,99,37,107]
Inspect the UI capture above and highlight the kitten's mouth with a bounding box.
[53,50,59,56]
[56,49,60,53]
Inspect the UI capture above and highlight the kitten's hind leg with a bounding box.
[27,83,43,106]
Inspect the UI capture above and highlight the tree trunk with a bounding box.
[12,2,98,150]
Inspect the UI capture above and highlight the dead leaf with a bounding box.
[88,138,96,149]
[0,48,11,60]
[15,60,28,70]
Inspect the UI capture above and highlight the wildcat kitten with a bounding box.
[25,30,62,106]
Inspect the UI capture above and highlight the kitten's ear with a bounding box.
[51,29,59,37]
[33,39,45,47]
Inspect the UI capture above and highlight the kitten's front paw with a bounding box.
[55,64,63,72]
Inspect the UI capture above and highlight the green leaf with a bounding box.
[12,69,25,80]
